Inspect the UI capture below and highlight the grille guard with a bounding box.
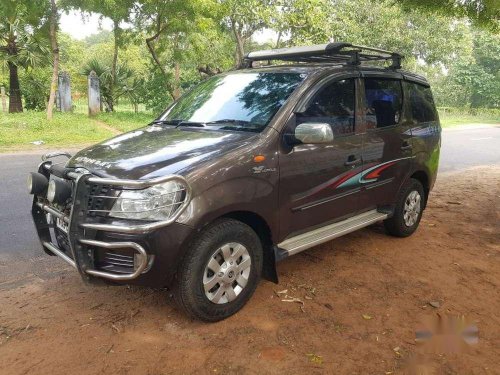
[32,159,192,281]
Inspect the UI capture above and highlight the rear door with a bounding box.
[278,74,364,239]
[358,74,413,210]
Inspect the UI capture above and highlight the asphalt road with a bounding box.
[0,125,498,287]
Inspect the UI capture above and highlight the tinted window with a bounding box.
[406,82,438,123]
[299,79,355,136]
[159,72,305,132]
[364,78,403,129]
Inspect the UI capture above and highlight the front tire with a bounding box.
[174,218,263,322]
[384,178,425,237]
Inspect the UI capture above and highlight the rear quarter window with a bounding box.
[405,82,438,123]
[364,78,403,129]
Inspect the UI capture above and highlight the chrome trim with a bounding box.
[42,152,72,161]
[84,174,189,190]
[79,239,148,281]
[36,202,69,223]
[42,241,76,268]
[278,209,388,256]
[81,220,180,235]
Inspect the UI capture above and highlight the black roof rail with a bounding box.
[244,42,403,70]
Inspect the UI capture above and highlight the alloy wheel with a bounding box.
[403,190,421,227]
[202,242,251,304]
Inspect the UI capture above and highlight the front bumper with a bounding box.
[31,156,192,286]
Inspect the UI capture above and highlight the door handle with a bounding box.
[344,155,361,166]
[401,141,412,151]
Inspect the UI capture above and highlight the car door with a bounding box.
[278,75,364,239]
[358,74,413,210]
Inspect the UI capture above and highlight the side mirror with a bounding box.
[294,123,334,144]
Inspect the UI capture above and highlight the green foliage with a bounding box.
[396,0,499,32]
[20,67,52,110]
[1,0,498,120]
[81,58,141,111]
[432,29,499,108]
[140,70,175,114]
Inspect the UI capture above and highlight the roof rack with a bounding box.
[244,42,403,70]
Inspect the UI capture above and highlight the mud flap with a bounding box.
[261,245,280,284]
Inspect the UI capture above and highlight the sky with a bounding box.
[59,10,277,43]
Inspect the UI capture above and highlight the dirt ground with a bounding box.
[0,167,499,375]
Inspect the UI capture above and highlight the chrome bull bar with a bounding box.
[35,159,192,282]
[42,238,148,281]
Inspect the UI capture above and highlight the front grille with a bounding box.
[55,228,72,256]
[87,183,116,217]
[96,250,135,274]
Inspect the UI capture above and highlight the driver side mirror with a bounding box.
[294,122,334,144]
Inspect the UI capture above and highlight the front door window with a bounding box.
[298,79,356,136]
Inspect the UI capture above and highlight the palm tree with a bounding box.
[82,58,136,112]
[0,17,49,112]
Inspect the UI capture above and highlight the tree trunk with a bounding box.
[46,0,59,120]
[231,21,246,68]
[8,62,22,113]
[110,19,120,112]
[145,17,168,76]
[173,62,181,100]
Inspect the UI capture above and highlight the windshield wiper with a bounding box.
[149,119,206,128]
[176,121,206,128]
[206,119,251,125]
[149,119,184,126]
[218,126,260,133]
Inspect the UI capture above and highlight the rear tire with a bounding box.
[173,218,263,322]
[384,178,425,237]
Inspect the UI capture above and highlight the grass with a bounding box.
[95,112,154,132]
[0,111,153,152]
[438,108,500,128]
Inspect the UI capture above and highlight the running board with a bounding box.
[277,210,388,256]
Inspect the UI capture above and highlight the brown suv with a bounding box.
[28,43,441,321]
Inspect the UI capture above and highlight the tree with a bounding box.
[221,0,275,67]
[46,0,59,120]
[436,28,499,108]
[396,0,499,32]
[274,0,471,70]
[0,0,49,112]
[135,0,220,99]
[81,58,137,111]
[66,0,135,110]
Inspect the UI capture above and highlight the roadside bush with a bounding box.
[20,68,51,111]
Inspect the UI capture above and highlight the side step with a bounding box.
[277,210,388,256]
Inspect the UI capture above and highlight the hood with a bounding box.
[67,125,258,180]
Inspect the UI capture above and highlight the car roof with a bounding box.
[233,64,429,86]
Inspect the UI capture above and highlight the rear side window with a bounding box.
[406,82,438,123]
[299,79,355,136]
[364,78,403,129]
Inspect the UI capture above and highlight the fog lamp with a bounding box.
[47,179,72,204]
[27,172,49,195]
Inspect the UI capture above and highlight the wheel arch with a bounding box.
[410,170,430,208]
[217,210,278,284]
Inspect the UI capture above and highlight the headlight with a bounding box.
[109,180,187,221]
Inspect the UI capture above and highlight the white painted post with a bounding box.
[0,86,6,113]
[58,71,72,112]
[88,71,100,116]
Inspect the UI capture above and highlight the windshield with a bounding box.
[157,72,306,132]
